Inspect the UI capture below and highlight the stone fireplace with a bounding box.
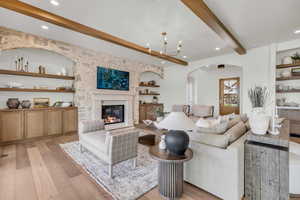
[102,105,125,125]
[92,93,134,130]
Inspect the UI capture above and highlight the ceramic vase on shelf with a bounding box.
[21,100,31,109]
[6,98,20,109]
[249,107,270,135]
[159,135,166,150]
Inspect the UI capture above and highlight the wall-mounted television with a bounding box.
[97,67,129,91]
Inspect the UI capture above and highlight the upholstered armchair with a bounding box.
[79,120,139,178]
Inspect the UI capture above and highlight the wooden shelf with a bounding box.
[276,76,300,81]
[276,63,300,69]
[0,88,75,93]
[139,84,160,88]
[277,89,300,93]
[139,93,160,96]
[0,69,75,80]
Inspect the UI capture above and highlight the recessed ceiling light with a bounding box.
[215,47,221,51]
[183,56,187,59]
[295,30,300,34]
[50,0,59,6]
[41,25,49,30]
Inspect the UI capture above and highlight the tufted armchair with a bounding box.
[79,120,139,178]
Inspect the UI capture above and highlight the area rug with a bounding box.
[60,141,158,200]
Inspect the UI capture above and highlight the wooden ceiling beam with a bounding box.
[181,0,246,55]
[0,0,188,66]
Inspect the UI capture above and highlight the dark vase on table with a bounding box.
[165,130,190,156]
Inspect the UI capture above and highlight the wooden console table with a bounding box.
[149,145,193,200]
[245,120,289,200]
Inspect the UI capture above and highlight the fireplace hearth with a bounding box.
[102,105,125,125]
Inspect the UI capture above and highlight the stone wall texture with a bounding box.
[0,26,164,124]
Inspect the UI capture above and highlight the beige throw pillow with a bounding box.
[225,121,246,144]
[227,116,242,129]
[196,121,228,135]
[196,118,221,128]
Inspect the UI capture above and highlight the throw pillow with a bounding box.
[196,118,221,128]
[225,121,246,144]
[227,116,242,129]
[196,121,228,135]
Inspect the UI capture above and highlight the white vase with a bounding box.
[157,116,164,122]
[249,107,270,135]
[159,135,166,150]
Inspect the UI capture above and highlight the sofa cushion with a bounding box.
[188,131,230,149]
[225,121,246,144]
[196,118,221,128]
[80,131,108,153]
[195,121,228,135]
[227,116,242,129]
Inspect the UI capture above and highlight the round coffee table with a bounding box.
[149,145,193,200]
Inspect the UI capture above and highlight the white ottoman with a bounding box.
[290,141,300,195]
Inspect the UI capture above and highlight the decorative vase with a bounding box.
[249,107,270,135]
[281,70,291,77]
[165,130,189,156]
[157,116,164,122]
[61,68,68,76]
[159,135,167,150]
[21,100,31,109]
[6,98,20,109]
[282,56,293,65]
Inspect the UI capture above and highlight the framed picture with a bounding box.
[33,98,50,108]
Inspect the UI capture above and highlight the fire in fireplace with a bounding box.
[102,105,125,125]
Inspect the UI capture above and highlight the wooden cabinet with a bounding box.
[278,108,300,135]
[0,111,24,142]
[46,110,62,136]
[63,108,78,134]
[0,107,78,144]
[139,103,163,123]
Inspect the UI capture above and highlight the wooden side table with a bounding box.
[149,145,193,200]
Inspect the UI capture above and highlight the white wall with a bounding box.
[160,66,188,112]
[0,48,75,108]
[190,66,242,116]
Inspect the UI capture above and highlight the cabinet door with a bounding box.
[25,110,46,139]
[46,110,63,135]
[0,111,24,142]
[63,108,78,134]
[139,105,147,123]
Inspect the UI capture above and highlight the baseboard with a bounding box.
[290,133,300,138]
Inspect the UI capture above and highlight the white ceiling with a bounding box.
[0,0,300,67]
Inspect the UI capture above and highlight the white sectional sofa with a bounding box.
[184,115,248,200]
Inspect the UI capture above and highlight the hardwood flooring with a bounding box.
[0,134,299,200]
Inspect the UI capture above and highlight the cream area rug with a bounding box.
[60,141,158,200]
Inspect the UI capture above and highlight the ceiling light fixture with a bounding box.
[41,25,49,30]
[161,61,166,64]
[183,56,187,59]
[147,32,184,57]
[50,0,59,6]
[215,47,221,51]
[295,30,300,34]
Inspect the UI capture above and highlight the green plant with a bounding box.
[155,107,164,117]
[248,86,269,108]
[291,52,300,61]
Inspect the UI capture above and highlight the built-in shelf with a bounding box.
[139,84,160,88]
[0,69,75,80]
[276,63,300,69]
[0,88,75,93]
[276,89,300,93]
[276,76,300,81]
[139,93,160,96]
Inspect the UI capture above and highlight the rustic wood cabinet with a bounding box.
[0,110,24,142]
[0,107,78,144]
[139,103,163,123]
[245,120,289,200]
[278,108,300,136]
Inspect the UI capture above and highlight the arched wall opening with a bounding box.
[187,64,243,116]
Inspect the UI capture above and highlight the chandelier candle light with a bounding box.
[147,32,183,58]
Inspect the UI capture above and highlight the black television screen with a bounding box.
[97,67,129,91]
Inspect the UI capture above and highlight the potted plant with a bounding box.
[156,107,164,122]
[291,52,300,64]
[248,86,270,135]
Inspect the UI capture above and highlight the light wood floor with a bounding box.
[0,134,299,200]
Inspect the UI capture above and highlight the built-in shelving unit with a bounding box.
[139,84,160,88]
[276,76,300,81]
[0,88,75,93]
[139,93,160,96]
[276,63,300,69]
[0,69,75,80]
